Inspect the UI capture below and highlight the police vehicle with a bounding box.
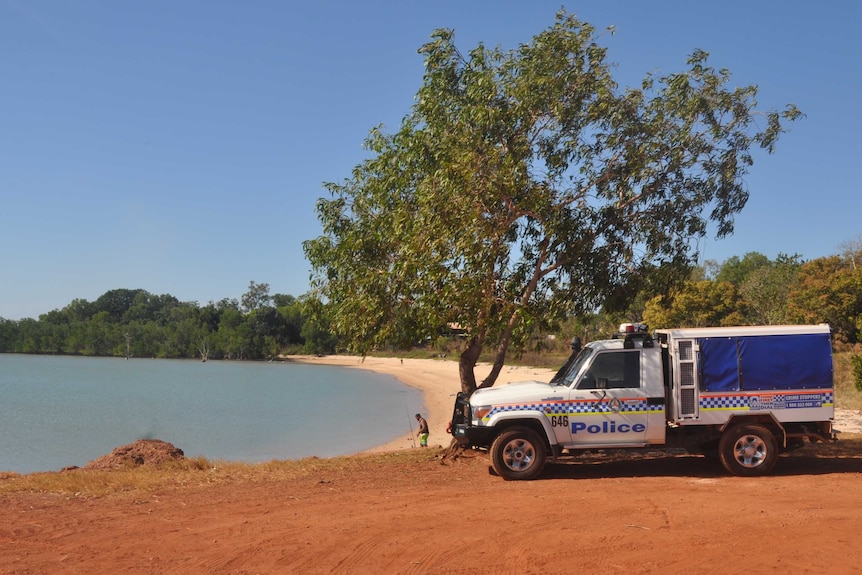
[449,324,835,480]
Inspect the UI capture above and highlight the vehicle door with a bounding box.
[563,349,650,446]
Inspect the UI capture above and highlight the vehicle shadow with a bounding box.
[523,439,862,480]
[537,452,724,480]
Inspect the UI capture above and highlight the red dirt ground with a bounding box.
[2,438,861,575]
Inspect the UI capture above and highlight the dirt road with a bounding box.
[2,437,861,575]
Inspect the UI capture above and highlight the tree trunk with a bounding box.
[478,337,509,389]
[478,305,523,389]
[477,239,549,389]
[460,241,546,393]
[458,336,483,395]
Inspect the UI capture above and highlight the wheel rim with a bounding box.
[732,434,768,468]
[501,437,537,473]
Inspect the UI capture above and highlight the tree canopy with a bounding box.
[304,10,802,395]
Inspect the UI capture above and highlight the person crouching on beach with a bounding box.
[415,413,429,447]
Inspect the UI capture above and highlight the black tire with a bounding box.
[489,427,547,481]
[718,424,779,477]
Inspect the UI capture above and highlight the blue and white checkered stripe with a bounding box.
[700,395,749,410]
[700,391,834,410]
[487,399,663,418]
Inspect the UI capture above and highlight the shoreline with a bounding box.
[291,355,862,450]
[290,355,557,452]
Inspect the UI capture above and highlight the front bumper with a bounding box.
[449,391,495,448]
[450,423,495,448]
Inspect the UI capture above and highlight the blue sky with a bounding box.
[1,1,859,320]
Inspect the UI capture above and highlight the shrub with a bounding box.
[852,355,862,393]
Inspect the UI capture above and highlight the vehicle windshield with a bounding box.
[550,347,594,387]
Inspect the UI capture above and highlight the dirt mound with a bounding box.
[83,439,185,470]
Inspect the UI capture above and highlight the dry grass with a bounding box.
[3,437,859,500]
[0,450,439,498]
[834,351,862,411]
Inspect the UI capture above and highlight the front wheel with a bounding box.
[718,424,779,477]
[489,427,547,481]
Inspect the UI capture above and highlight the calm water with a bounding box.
[0,354,424,474]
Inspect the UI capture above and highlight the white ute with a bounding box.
[449,324,835,480]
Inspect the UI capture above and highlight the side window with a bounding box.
[577,350,641,389]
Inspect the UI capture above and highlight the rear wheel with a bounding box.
[490,427,547,481]
[719,424,779,477]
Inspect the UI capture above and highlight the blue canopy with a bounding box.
[699,333,832,392]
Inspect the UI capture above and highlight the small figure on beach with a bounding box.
[415,413,429,447]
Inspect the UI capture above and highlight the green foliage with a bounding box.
[737,253,802,325]
[714,252,771,286]
[299,298,339,355]
[643,280,744,328]
[0,285,316,360]
[241,281,272,313]
[852,355,862,393]
[627,250,862,348]
[304,10,801,393]
[786,256,862,344]
[1,245,861,364]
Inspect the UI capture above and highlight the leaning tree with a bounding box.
[303,10,802,395]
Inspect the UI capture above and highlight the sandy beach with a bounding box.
[291,355,557,451]
[293,354,862,446]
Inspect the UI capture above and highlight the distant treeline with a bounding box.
[2,249,861,360]
[638,252,861,347]
[0,282,337,360]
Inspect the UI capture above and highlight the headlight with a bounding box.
[473,405,492,424]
